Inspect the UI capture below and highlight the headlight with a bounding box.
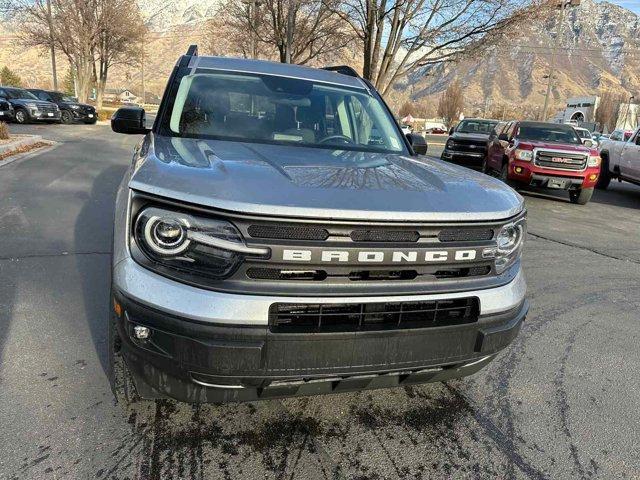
[588,155,601,167]
[70,105,80,110]
[134,207,270,279]
[485,217,526,274]
[25,102,38,109]
[514,149,533,161]
[446,139,456,149]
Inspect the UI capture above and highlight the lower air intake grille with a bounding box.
[350,229,419,242]
[438,228,493,242]
[269,298,479,333]
[248,225,329,240]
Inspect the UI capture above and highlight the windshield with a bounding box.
[5,89,38,100]
[517,124,582,145]
[575,129,591,139]
[456,119,498,134]
[165,71,406,154]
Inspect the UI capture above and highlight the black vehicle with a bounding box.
[28,89,96,124]
[441,118,500,169]
[0,96,14,122]
[0,86,61,124]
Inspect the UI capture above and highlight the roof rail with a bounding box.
[178,45,198,68]
[186,45,198,57]
[322,65,360,78]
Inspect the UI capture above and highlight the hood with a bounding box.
[62,101,94,109]
[9,98,56,109]
[451,132,491,141]
[517,140,591,153]
[128,135,524,222]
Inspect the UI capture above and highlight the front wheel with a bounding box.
[108,303,141,406]
[569,187,594,205]
[14,108,29,124]
[500,163,518,188]
[60,110,73,124]
[596,156,611,190]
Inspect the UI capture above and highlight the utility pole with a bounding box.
[542,0,581,121]
[46,0,58,90]
[141,37,145,106]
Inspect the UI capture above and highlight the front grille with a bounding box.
[247,267,327,281]
[248,225,329,240]
[350,229,419,242]
[438,228,493,242]
[535,150,587,171]
[269,298,479,333]
[449,139,486,154]
[38,105,58,114]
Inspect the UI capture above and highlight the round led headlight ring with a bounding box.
[143,215,191,255]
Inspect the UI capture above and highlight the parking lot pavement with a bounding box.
[1,123,639,479]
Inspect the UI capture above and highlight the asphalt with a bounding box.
[0,123,639,480]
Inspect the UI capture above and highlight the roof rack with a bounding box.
[185,45,198,57]
[322,65,360,78]
[178,44,198,68]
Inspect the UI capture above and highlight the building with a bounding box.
[103,88,140,104]
[553,95,638,132]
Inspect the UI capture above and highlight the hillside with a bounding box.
[405,0,640,116]
[1,0,638,118]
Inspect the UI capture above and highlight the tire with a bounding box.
[569,187,594,205]
[108,300,141,406]
[596,154,611,190]
[14,108,29,124]
[84,118,97,124]
[60,110,73,124]
[500,162,517,188]
[481,157,490,174]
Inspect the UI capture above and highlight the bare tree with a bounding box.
[398,101,415,118]
[333,0,545,95]
[93,0,145,109]
[595,90,625,134]
[225,0,352,64]
[437,80,463,128]
[7,0,144,103]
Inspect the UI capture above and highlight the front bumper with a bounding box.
[70,109,96,121]
[441,149,485,168]
[508,160,600,189]
[30,110,61,121]
[0,110,14,121]
[112,258,528,403]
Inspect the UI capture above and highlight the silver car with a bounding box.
[108,46,528,404]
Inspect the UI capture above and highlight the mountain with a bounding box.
[404,0,640,115]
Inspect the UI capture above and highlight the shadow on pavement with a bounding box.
[74,164,127,376]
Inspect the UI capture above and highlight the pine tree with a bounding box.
[62,69,75,96]
[0,66,22,87]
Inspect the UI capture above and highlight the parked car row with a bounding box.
[0,86,96,125]
[442,119,601,205]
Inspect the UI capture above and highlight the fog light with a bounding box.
[133,325,151,340]
[589,174,598,181]
[514,166,523,174]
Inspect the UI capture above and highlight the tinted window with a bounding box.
[4,88,38,100]
[456,119,498,134]
[516,124,582,145]
[166,71,406,154]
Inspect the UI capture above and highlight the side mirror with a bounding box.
[407,133,428,155]
[448,127,455,136]
[111,106,150,135]
[583,139,594,148]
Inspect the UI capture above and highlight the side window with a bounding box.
[505,122,516,140]
[38,92,50,101]
[0,88,6,98]
[610,131,620,141]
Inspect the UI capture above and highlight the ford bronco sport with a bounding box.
[484,121,601,205]
[109,46,528,404]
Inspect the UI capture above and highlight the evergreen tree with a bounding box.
[0,66,22,87]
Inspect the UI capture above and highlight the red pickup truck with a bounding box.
[483,121,601,205]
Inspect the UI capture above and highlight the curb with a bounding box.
[0,135,43,156]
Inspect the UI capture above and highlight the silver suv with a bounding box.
[109,46,528,404]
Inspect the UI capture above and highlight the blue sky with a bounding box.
[610,0,640,13]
